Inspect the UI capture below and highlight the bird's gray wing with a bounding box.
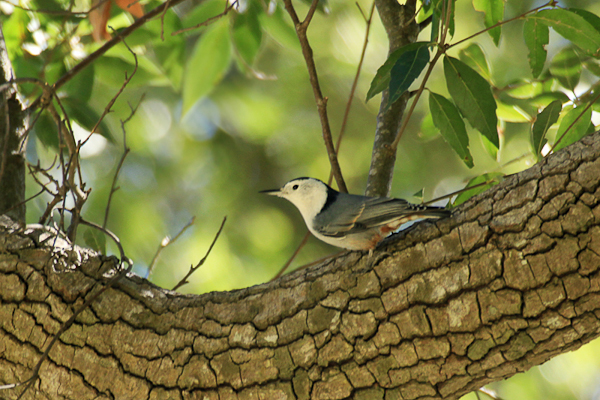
[314,197,415,238]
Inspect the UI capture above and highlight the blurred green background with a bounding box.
[3,0,600,398]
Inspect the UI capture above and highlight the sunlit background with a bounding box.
[3,0,600,398]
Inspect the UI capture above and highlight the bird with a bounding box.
[261,177,450,251]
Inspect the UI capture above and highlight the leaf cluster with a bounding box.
[367,1,600,204]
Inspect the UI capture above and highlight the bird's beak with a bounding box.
[259,188,281,196]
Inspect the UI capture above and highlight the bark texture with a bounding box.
[0,26,26,223]
[2,132,600,399]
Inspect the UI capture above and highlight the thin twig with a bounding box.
[282,0,347,193]
[147,217,196,279]
[88,32,139,138]
[447,0,556,50]
[0,188,45,216]
[46,0,193,97]
[172,0,238,35]
[270,231,311,281]
[172,216,227,291]
[390,0,454,151]
[390,0,556,152]
[275,1,377,281]
[333,0,376,170]
[102,95,145,228]
[423,178,500,206]
[160,0,172,41]
[550,92,600,153]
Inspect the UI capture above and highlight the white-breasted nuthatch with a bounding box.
[261,177,450,251]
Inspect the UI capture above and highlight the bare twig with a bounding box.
[282,0,347,193]
[172,216,227,291]
[447,0,556,50]
[172,0,238,35]
[88,31,139,138]
[423,178,501,206]
[270,231,311,281]
[160,0,172,41]
[100,95,142,228]
[275,1,377,281]
[333,1,376,168]
[147,217,196,279]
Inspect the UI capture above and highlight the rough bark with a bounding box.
[0,25,27,223]
[2,132,600,399]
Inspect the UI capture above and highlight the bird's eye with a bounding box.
[292,184,299,190]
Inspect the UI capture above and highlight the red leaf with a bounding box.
[115,0,144,18]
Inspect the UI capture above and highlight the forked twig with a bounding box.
[275,1,377,281]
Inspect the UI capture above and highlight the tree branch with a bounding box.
[282,0,347,193]
[365,0,419,197]
[2,132,600,399]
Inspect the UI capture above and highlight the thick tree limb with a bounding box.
[1,132,600,399]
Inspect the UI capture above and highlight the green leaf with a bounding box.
[523,17,549,78]
[33,110,59,149]
[260,5,300,51]
[432,0,455,38]
[387,45,430,107]
[530,91,570,108]
[583,59,600,77]
[472,0,504,46]
[452,173,504,207]
[62,98,113,141]
[429,92,473,168]
[549,47,582,91]
[569,8,600,34]
[182,19,232,115]
[83,228,106,254]
[63,63,94,103]
[529,9,600,56]
[444,56,499,148]
[480,133,498,160]
[182,0,229,30]
[154,36,186,90]
[496,101,531,123]
[232,2,263,67]
[458,43,491,82]
[95,56,168,88]
[413,188,424,200]
[419,113,439,141]
[367,42,431,102]
[532,99,562,157]
[553,106,593,152]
